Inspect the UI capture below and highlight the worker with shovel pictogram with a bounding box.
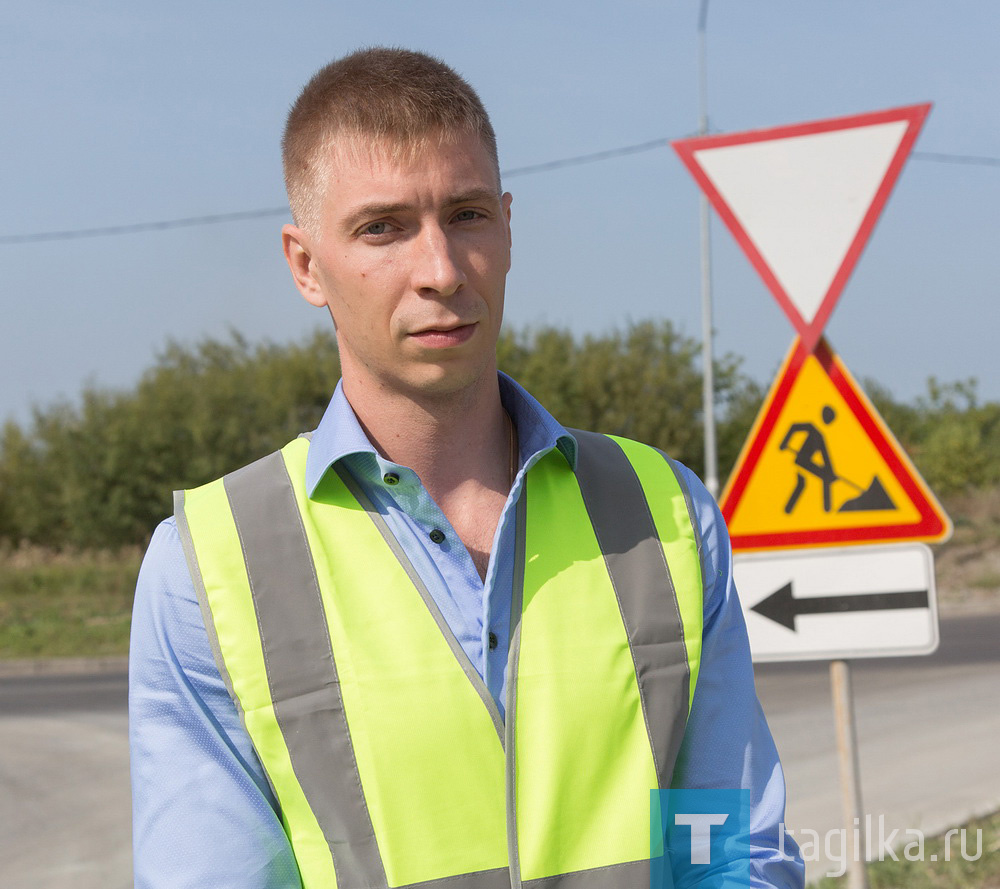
[779,406,897,515]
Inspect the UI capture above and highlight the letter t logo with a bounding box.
[674,813,730,864]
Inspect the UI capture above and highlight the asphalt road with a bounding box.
[0,672,131,889]
[756,612,1000,880]
[1,613,997,887]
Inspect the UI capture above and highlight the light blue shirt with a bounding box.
[129,372,803,889]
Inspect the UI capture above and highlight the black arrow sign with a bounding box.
[751,582,930,631]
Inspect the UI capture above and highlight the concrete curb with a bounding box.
[0,656,128,678]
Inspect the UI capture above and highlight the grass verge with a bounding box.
[811,810,1000,889]
[0,543,141,658]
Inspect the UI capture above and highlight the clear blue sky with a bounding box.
[2,1,997,426]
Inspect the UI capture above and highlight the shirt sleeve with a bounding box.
[128,518,301,889]
[666,465,805,889]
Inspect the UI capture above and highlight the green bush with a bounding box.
[497,321,754,476]
[0,329,340,548]
[867,377,1000,495]
[1,322,996,550]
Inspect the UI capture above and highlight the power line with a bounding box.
[0,139,678,246]
[912,150,1000,168]
[1,140,997,246]
[0,207,290,245]
[501,137,675,177]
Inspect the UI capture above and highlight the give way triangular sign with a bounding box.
[672,104,930,352]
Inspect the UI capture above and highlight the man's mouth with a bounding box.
[408,323,477,347]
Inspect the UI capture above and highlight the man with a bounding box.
[129,48,803,888]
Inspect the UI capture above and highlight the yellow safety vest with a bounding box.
[176,429,704,888]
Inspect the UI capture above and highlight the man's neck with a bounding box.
[343,369,511,503]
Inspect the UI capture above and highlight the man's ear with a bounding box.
[502,191,513,249]
[282,224,328,308]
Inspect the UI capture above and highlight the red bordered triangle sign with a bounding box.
[720,337,951,552]
[673,104,930,352]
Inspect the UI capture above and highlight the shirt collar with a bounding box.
[304,371,577,497]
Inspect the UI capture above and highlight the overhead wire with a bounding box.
[0,207,290,245]
[0,139,996,246]
[911,150,1000,168]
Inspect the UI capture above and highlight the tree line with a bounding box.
[0,322,996,549]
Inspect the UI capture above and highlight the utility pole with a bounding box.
[697,0,718,497]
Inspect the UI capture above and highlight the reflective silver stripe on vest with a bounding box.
[406,868,512,888]
[569,429,691,789]
[404,859,651,889]
[522,858,652,888]
[223,452,388,889]
[505,491,529,889]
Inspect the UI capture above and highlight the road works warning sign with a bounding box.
[720,338,951,552]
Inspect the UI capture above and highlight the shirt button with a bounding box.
[488,632,498,650]
[383,472,400,486]
[429,529,446,544]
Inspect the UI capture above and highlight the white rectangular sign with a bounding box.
[734,543,938,662]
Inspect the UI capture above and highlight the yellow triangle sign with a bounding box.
[720,338,951,552]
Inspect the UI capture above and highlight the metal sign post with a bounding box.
[696,0,718,497]
[831,660,869,889]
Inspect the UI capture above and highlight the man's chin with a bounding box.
[394,360,496,401]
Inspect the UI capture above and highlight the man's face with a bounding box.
[283,131,512,402]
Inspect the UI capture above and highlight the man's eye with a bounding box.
[454,209,482,222]
[362,221,389,236]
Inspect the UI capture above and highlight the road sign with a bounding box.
[720,337,951,552]
[734,543,939,662]
[672,104,930,352]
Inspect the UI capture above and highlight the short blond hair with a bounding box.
[282,47,500,232]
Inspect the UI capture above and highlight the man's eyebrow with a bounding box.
[341,189,502,232]
[445,188,503,207]
[341,202,412,232]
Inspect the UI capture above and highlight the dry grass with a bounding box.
[0,486,998,659]
[811,810,1000,889]
[935,486,1000,614]
[0,542,142,658]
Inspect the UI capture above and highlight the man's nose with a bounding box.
[411,224,466,296]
